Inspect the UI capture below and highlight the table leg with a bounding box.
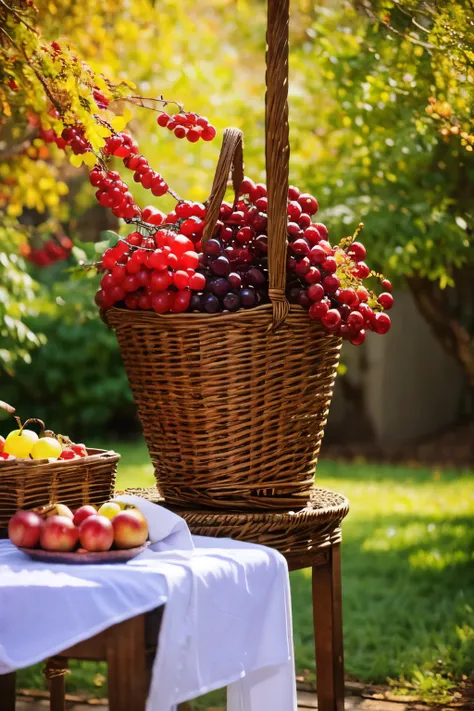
[312,544,345,711]
[0,672,16,711]
[107,615,149,711]
[49,674,66,711]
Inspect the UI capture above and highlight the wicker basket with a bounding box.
[0,401,119,531]
[107,0,341,510]
[0,448,119,531]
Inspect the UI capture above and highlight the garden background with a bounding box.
[1,0,473,706]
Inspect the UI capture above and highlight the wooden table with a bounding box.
[0,607,163,711]
[1,487,348,711]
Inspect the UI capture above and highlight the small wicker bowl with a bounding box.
[0,448,119,533]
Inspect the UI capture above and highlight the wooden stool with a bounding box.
[169,487,350,711]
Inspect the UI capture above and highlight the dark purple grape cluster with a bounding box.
[188,191,271,313]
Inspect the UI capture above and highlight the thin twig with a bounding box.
[167,186,181,202]
[0,26,63,112]
[0,0,39,35]
[123,94,184,114]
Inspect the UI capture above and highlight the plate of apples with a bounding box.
[8,500,150,564]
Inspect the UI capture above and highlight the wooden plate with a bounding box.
[19,542,150,564]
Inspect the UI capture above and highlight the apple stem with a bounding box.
[22,417,46,436]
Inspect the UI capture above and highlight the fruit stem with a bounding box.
[22,417,46,436]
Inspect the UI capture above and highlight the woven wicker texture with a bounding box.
[0,449,119,531]
[107,0,341,510]
[124,485,349,569]
[108,306,341,509]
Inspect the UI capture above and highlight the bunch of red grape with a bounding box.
[96,215,204,314]
[95,175,393,345]
[157,112,216,143]
[35,96,392,343]
[90,167,141,220]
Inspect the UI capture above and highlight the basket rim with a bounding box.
[0,447,120,469]
[108,302,311,325]
[125,486,349,525]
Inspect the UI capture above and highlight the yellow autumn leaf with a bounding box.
[111,115,128,131]
[83,152,98,168]
[6,203,22,217]
[69,153,84,168]
[45,192,60,206]
[95,124,112,138]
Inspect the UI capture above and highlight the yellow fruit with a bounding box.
[4,429,38,458]
[98,501,122,520]
[30,437,62,460]
[46,503,74,519]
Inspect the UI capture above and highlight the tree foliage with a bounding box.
[1,0,474,389]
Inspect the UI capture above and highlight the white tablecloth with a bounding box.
[0,498,296,711]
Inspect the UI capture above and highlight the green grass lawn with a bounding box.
[17,440,474,704]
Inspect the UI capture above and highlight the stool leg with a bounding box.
[107,615,148,711]
[312,544,345,711]
[0,672,16,711]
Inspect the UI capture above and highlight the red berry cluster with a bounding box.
[157,112,217,142]
[96,176,392,345]
[21,236,72,267]
[60,125,91,155]
[90,167,141,220]
[96,205,206,313]
[279,184,393,344]
[39,127,67,150]
[125,153,169,197]
[59,442,88,460]
[93,88,109,109]
[103,131,139,159]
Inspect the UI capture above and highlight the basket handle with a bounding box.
[0,401,15,414]
[202,127,244,245]
[201,0,290,328]
[265,0,290,329]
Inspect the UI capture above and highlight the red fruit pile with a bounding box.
[96,202,206,313]
[90,167,141,220]
[96,176,393,344]
[59,442,89,460]
[7,501,148,554]
[157,112,216,142]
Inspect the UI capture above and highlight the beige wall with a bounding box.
[326,291,466,445]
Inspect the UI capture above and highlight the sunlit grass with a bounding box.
[17,443,474,704]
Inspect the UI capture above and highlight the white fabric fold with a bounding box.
[113,494,194,552]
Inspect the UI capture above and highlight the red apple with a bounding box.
[0,435,5,453]
[73,505,97,527]
[112,510,148,549]
[40,515,79,552]
[78,515,114,552]
[8,510,43,548]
